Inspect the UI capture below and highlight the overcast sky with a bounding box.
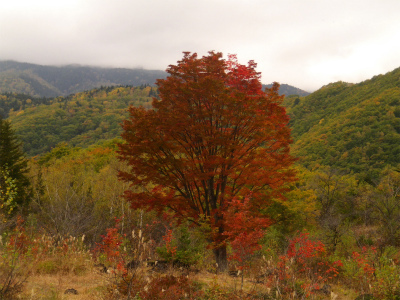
[1,0,399,91]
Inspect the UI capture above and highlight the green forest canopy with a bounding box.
[1,66,400,179]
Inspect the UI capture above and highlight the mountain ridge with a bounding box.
[0,60,167,97]
[0,60,309,98]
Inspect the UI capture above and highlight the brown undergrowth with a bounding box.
[19,263,358,300]
[2,218,399,299]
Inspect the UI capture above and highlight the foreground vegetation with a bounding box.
[1,142,400,299]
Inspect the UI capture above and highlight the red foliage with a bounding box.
[163,228,177,259]
[351,246,377,278]
[287,232,342,279]
[224,195,271,267]
[287,232,326,263]
[269,232,343,296]
[94,217,127,275]
[138,275,204,300]
[118,52,296,266]
[8,216,31,254]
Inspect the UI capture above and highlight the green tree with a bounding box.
[366,169,400,246]
[0,117,31,211]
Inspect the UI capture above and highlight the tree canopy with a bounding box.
[286,67,400,178]
[118,52,296,270]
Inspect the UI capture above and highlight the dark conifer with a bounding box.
[0,117,31,209]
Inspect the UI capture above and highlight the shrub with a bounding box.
[342,246,377,294]
[265,232,343,298]
[0,217,34,298]
[94,217,127,276]
[156,224,202,267]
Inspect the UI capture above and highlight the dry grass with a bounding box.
[20,266,266,299]
[193,272,358,299]
[19,269,106,300]
[16,265,363,300]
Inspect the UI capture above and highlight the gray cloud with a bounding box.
[1,0,400,91]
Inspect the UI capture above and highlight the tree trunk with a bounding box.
[213,245,228,273]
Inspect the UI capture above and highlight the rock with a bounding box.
[64,288,78,295]
[95,263,108,273]
[321,284,332,295]
[147,260,169,272]
[228,270,241,277]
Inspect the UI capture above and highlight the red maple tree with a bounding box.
[118,52,296,270]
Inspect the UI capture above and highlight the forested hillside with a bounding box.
[0,93,50,118]
[286,66,400,178]
[2,66,400,175]
[5,85,155,156]
[0,60,166,97]
[1,83,309,157]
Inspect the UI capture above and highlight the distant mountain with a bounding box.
[286,67,400,178]
[263,83,310,97]
[0,60,309,98]
[0,60,167,97]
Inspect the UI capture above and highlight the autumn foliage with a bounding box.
[224,195,271,268]
[118,52,296,269]
[94,218,127,276]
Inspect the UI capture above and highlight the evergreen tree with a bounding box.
[0,117,31,210]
